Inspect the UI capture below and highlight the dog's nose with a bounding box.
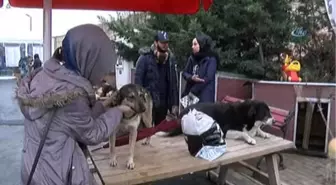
[140,107,146,113]
[139,104,146,113]
[272,119,276,124]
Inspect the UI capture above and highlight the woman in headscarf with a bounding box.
[16,24,133,185]
[181,33,219,103]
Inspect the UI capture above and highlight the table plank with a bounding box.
[89,135,294,185]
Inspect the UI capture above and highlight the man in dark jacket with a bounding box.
[135,31,179,125]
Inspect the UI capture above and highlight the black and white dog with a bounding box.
[160,100,275,145]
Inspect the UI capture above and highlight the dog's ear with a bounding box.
[248,104,256,118]
[109,90,122,106]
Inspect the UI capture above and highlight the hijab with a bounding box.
[192,33,220,64]
[61,24,116,86]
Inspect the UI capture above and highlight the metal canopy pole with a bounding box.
[43,0,52,62]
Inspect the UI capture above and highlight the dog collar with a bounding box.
[123,112,137,120]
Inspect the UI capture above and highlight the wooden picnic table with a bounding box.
[89,135,295,185]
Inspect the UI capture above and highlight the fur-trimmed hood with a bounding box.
[16,58,95,121]
[138,44,174,57]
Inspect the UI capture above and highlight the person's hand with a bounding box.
[191,75,205,83]
[101,91,118,107]
[191,75,198,81]
[172,105,179,116]
[117,105,134,114]
[102,98,112,107]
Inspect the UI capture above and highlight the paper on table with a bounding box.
[180,93,199,108]
[195,145,227,161]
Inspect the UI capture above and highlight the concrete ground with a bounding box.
[0,79,24,185]
[0,125,24,185]
[0,79,23,185]
[0,79,24,125]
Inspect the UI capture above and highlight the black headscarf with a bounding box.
[192,33,220,64]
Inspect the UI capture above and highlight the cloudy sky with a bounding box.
[0,0,117,41]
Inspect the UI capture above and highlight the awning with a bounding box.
[9,0,212,14]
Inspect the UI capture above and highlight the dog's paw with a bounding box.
[258,131,270,139]
[263,133,270,138]
[247,138,256,145]
[126,159,135,170]
[109,158,118,167]
[142,139,150,145]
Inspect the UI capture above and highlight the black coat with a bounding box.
[134,46,179,109]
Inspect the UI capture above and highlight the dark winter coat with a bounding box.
[17,24,122,185]
[182,33,218,103]
[182,55,217,103]
[134,45,179,109]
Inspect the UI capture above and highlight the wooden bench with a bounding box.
[221,95,295,170]
[89,135,294,185]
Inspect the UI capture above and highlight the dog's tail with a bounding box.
[155,107,193,137]
[155,131,170,137]
[155,127,183,137]
[155,119,183,137]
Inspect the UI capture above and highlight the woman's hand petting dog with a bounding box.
[100,90,135,115]
[102,91,118,108]
[117,105,135,115]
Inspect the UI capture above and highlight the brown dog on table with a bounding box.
[96,74,153,170]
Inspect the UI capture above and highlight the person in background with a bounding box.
[32,53,42,70]
[18,56,29,77]
[135,31,179,125]
[17,24,134,185]
[181,33,219,103]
